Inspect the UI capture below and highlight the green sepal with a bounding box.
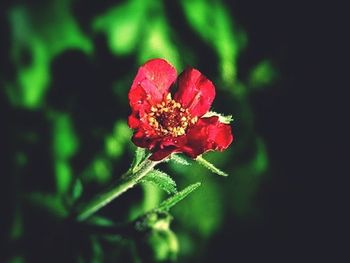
[131,147,147,172]
[170,154,190,165]
[203,111,234,124]
[196,155,229,177]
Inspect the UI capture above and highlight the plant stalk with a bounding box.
[76,159,158,221]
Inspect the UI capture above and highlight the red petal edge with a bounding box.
[149,147,178,161]
[174,68,215,117]
[181,116,233,158]
[128,58,177,112]
[149,136,187,161]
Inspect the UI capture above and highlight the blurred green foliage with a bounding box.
[181,0,246,84]
[93,0,181,69]
[52,113,79,194]
[6,0,92,108]
[249,60,277,89]
[1,0,276,262]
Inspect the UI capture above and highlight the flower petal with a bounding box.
[128,113,141,129]
[149,147,178,161]
[181,116,233,158]
[149,136,187,161]
[131,129,158,149]
[128,85,150,113]
[174,68,215,117]
[129,58,177,110]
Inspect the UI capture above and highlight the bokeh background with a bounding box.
[0,0,337,262]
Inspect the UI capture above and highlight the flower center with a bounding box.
[147,93,198,137]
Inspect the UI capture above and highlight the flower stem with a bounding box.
[76,159,158,221]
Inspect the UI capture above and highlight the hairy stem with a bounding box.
[76,159,158,221]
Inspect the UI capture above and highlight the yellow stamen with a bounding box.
[145,96,199,137]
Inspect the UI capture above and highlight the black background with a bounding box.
[211,1,344,262]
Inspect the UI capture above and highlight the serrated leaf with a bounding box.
[158,182,201,211]
[202,111,234,124]
[141,169,177,194]
[170,154,190,165]
[196,156,229,176]
[131,147,146,171]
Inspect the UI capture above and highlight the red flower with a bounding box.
[128,58,233,161]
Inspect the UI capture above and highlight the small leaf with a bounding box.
[141,170,177,194]
[158,182,201,211]
[203,111,234,124]
[196,156,229,177]
[90,236,103,263]
[72,179,83,201]
[170,154,190,165]
[86,216,115,227]
[27,193,68,218]
[131,147,146,171]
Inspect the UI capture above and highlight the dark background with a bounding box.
[223,1,343,262]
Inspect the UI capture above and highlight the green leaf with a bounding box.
[196,156,229,177]
[202,111,234,124]
[158,182,201,211]
[86,216,115,227]
[170,154,190,165]
[72,179,83,201]
[27,192,68,218]
[90,236,103,263]
[141,170,177,194]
